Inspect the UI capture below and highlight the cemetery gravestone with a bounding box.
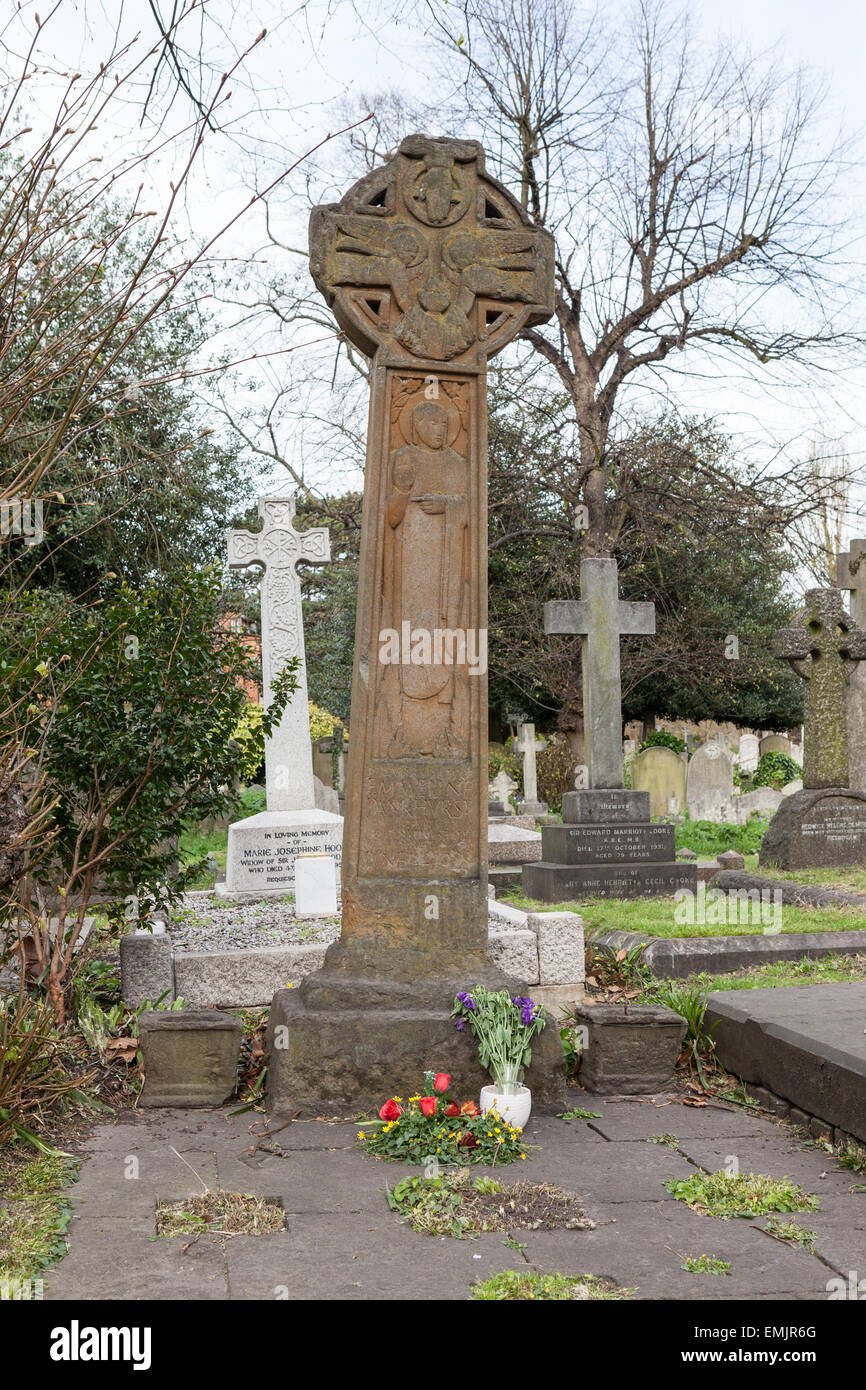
[837,538,866,791]
[489,769,518,809]
[687,741,735,822]
[516,722,547,815]
[217,496,342,898]
[736,787,783,823]
[295,854,338,919]
[760,588,866,869]
[631,745,686,818]
[738,733,760,775]
[267,134,565,1113]
[523,561,696,900]
[760,734,791,757]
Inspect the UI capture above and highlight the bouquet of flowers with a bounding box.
[357,1070,527,1165]
[452,986,546,1093]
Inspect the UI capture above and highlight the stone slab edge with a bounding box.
[705,984,866,1142]
[591,927,866,980]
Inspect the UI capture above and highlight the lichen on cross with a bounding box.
[774,587,866,790]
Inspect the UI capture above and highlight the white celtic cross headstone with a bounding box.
[227,496,330,812]
[217,495,343,900]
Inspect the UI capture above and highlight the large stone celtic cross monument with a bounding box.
[267,134,563,1112]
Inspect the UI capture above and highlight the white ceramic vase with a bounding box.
[480,1083,532,1130]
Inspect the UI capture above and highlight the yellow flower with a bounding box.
[357,1131,365,1141]
[520,1153,526,1160]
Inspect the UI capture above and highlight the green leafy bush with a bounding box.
[308,701,345,743]
[753,751,801,789]
[641,729,686,755]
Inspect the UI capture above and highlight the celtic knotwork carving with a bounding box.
[310,134,554,366]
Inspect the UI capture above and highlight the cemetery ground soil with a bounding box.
[33,1093,866,1300]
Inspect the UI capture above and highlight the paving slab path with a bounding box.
[42,1096,866,1301]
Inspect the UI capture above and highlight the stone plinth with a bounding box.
[139,1009,242,1107]
[267,982,566,1117]
[522,788,696,901]
[759,787,866,870]
[539,821,675,864]
[216,809,343,899]
[561,789,649,823]
[574,1002,686,1095]
[120,930,174,1007]
[487,823,542,864]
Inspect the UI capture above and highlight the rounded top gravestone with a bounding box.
[760,734,791,757]
[631,745,686,818]
[686,742,734,822]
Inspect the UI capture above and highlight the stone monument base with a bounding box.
[216,808,342,900]
[758,787,866,870]
[522,789,698,901]
[266,941,567,1116]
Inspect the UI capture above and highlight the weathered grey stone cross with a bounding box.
[836,539,866,790]
[775,587,866,790]
[308,133,554,975]
[227,496,330,812]
[545,558,655,789]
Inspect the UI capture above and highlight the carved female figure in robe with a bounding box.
[377,397,469,758]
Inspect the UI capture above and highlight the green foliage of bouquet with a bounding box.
[452,987,546,1090]
[357,1072,527,1165]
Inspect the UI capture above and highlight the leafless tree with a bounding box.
[424,0,864,555]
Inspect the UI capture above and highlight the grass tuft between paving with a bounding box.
[387,1169,594,1238]
[155,1191,285,1238]
[472,1269,630,1301]
[664,1170,819,1220]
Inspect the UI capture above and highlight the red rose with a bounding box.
[444,1102,460,1117]
[379,1098,402,1121]
[418,1096,437,1117]
[459,1131,479,1149]
[433,1072,451,1093]
[460,1101,479,1116]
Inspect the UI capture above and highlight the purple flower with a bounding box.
[512,995,532,1009]
[456,991,476,1011]
[455,1018,466,1031]
[520,1005,535,1026]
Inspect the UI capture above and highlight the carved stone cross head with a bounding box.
[227,495,330,576]
[774,586,866,789]
[309,133,555,367]
[775,587,866,682]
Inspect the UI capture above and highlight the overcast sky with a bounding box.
[14,0,866,542]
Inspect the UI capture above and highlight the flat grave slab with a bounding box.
[706,982,866,1143]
